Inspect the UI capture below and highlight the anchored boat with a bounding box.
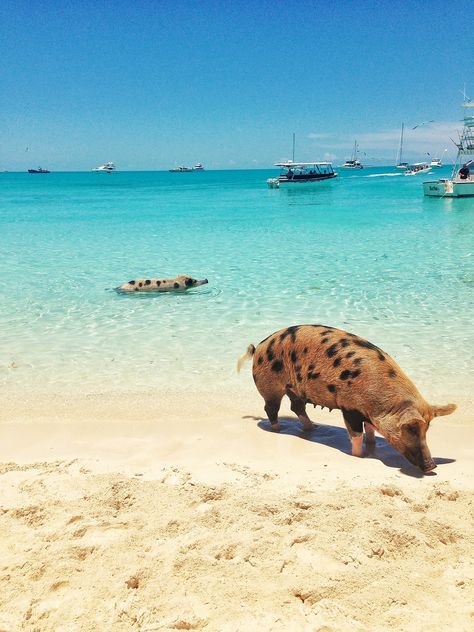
[342,141,364,169]
[28,167,50,173]
[267,161,337,188]
[423,99,474,197]
[93,162,116,172]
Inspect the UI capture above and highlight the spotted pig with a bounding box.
[117,275,208,292]
[237,324,456,473]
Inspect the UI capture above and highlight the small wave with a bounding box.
[109,286,221,299]
[365,173,402,178]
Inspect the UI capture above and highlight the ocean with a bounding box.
[1,168,473,407]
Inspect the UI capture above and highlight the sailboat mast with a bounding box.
[396,123,404,165]
[292,133,295,162]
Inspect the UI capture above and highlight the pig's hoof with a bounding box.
[301,422,315,432]
[270,423,281,432]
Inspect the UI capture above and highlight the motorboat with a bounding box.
[267,161,337,187]
[341,141,364,169]
[423,98,474,197]
[427,149,447,167]
[28,167,50,173]
[192,163,204,170]
[395,123,408,169]
[404,162,431,176]
[93,162,116,172]
[169,166,193,172]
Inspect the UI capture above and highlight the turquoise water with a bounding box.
[1,168,473,404]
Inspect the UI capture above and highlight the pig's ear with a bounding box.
[398,417,421,435]
[431,403,456,418]
[397,407,424,429]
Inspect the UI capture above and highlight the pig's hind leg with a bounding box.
[286,386,314,431]
[264,397,283,431]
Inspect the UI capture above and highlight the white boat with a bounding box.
[427,148,447,167]
[395,123,408,169]
[192,163,204,171]
[267,161,337,187]
[169,165,193,172]
[423,98,474,197]
[404,162,432,176]
[341,141,364,169]
[93,161,116,172]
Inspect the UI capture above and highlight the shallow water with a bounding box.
[1,168,473,405]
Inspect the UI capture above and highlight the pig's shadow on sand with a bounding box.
[247,415,455,479]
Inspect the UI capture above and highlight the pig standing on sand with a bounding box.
[237,324,456,474]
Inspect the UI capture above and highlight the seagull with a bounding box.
[412,121,435,130]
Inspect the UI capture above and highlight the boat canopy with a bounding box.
[275,161,333,167]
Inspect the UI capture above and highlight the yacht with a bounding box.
[427,149,447,167]
[28,167,50,173]
[169,165,193,172]
[192,163,204,170]
[341,141,364,169]
[267,161,337,187]
[93,162,116,172]
[423,98,474,197]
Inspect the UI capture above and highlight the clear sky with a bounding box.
[1,0,473,170]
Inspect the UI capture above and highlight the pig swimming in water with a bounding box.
[237,324,456,474]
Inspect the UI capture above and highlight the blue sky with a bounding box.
[1,0,472,170]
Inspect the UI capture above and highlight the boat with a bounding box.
[427,148,447,167]
[93,162,116,172]
[28,167,50,173]
[341,141,364,169]
[267,161,337,187]
[404,162,432,176]
[395,123,408,169]
[169,166,193,172]
[192,163,204,171]
[423,98,474,198]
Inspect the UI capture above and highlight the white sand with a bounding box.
[0,390,473,631]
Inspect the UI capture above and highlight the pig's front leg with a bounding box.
[364,422,376,455]
[351,433,364,457]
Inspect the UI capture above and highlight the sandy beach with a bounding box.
[0,389,473,631]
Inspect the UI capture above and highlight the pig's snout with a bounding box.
[404,448,436,474]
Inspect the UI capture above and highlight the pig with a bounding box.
[237,324,456,473]
[116,275,208,293]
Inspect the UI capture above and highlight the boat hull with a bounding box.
[277,173,338,184]
[423,179,474,197]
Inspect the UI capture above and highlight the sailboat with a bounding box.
[423,98,474,197]
[342,140,364,169]
[395,123,408,169]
